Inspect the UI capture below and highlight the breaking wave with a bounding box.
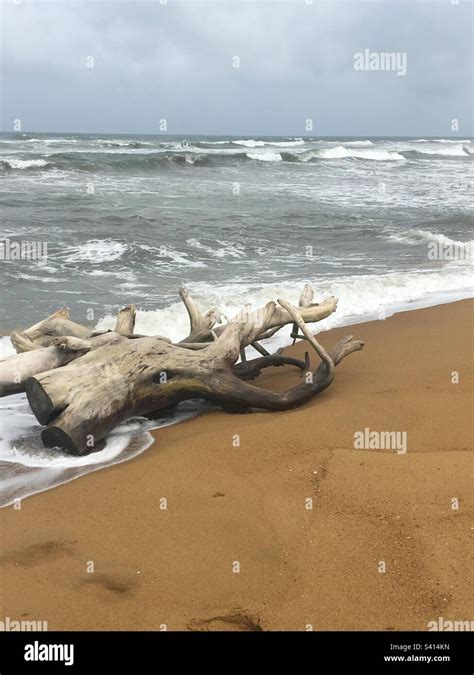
[386,228,473,256]
[283,146,405,162]
[2,140,473,174]
[94,267,473,347]
[0,158,50,170]
[247,151,282,162]
[404,144,470,158]
[59,240,128,264]
[233,139,266,147]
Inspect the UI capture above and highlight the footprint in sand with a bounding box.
[0,540,76,567]
[79,569,139,598]
[188,611,263,632]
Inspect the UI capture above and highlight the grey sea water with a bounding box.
[0,132,473,504]
[0,133,472,338]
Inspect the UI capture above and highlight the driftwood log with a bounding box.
[0,284,364,455]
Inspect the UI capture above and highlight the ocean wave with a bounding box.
[406,144,469,157]
[0,158,50,170]
[200,138,306,148]
[34,151,214,172]
[265,139,305,147]
[283,146,405,162]
[26,138,79,144]
[344,140,374,146]
[413,139,471,143]
[59,240,128,264]
[2,140,472,176]
[386,229,473,255]
[233,139,266,147]
[186,238,245,258]
[246,151,282,162]
[54,241,209,269]
[100,140,153,149]
[164,249,208,267]
[94,267,473,349]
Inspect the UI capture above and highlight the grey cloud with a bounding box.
[1,0,472,136]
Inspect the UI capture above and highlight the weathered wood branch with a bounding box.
[26,337,210,453]
[114,304,136,335]
[12,304,138,353]
[0,332,127,397]
[16,309,91,351]
[233,352,310,381]
[2,284,363,455]
[178,286,222,343]
[201,333,364,413]
[0,341,90,397]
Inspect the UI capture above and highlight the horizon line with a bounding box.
[0,130,472,139]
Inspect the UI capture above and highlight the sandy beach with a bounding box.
[0,299,472,631]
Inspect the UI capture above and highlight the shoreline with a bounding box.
[0,299,472,630]
[2,288,473,352]
[324,287,473,329]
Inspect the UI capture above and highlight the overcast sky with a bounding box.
[1,0,472,136]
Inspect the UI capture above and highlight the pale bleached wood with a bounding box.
[2,283,363,456]
[0,340,90,397]
[26,337,211,453]
[114,304,136,335]
[178,286,221,343]
[14,305,137,352]
[0,332,126,397]
[277,298,334,379]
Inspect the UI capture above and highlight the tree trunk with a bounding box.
[2,284,364,455]
[0,333,126,397]
[22,288,362,455]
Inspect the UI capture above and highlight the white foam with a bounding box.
[165,249,208,268]
[0,337,15,358]
[233,139,265,147]
[413,139,471,143]
[301,146,405,161]
[96,299,192,341]
[186,238,245,259]
[2,158,49,169]
[26,138,78,144]
[344,140,374,146]
[266,139,305,147]
[412,143,468,157]
[247,151,282,162]
[96,267,473,349]
[0,393,206,507]
[387,229,473,255]
[190,147,243,156]
[60,240,127,264]
[183,153,205,164]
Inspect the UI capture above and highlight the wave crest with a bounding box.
[283,146,405,162]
